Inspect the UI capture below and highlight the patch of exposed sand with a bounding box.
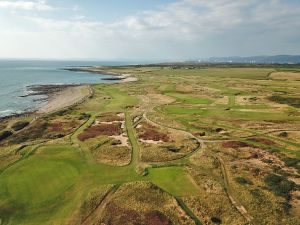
[140,139,163,144]
[214,96,229,105]
[236,96,261,105]
[111,134,129,147]
[94,120,125,129]
[38,85,90,114]
[117,112,125,118]
[120,74,138,83]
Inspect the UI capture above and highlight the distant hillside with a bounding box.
[200,55,300,64]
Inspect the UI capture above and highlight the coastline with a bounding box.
[37,85,91,114]
[37,68,137,115]
[65,67,138,82]
[0,67,137,119]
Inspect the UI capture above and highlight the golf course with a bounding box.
[0,65,300,225]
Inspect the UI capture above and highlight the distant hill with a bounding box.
[199,55,300,64]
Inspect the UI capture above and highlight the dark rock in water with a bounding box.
[102,77,123,81]
[20,84,80,98]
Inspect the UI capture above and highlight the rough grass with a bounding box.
[101,182,195,225]
[92,141,131,166]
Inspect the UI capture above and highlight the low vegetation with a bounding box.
[11,121,30,131]
[268,95,300,108]
[78,123,122,141]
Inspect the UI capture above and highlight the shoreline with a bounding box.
[0,67,137,119]
[64,67,138,82]
[37,85,91,115]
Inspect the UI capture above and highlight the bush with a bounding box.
[211,217,222,224]
[79,113,90,120]
[264,173,296,199]
[282,157,300,167]
[111,139,122,145]
[0,130,13,141]
[235,176,252,185]
[165,146,182,153]
[268,95,300,108]
[278,132,288,137]
[11,121,30,131]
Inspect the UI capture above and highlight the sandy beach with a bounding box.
[36,70,137,115]
[37,85,91,114]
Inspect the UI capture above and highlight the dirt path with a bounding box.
[81,185,119,225]
[217,156,253,223]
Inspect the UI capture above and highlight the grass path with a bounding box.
[175,197,202,225]
[125,111,140,168]
[81,185,119,225]
[228,95,236,108]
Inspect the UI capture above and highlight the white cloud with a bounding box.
[0,0,53,11]
[0,0,300,59]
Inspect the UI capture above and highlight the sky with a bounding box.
[0,0,299,60]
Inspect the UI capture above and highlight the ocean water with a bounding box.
[0,60,126,117]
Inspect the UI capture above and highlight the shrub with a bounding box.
[264,173,296,199]
[165,146,182,153]
[282,157,300,167]
[222,141,250,148]
[111,139,122,145]
[145,210,172,225]
[248,137,275,146]
[268,95,300,108]
[11,121,30,131]
[235,176,252,185]
[79,113,90,120]
[78,123,122,141]
[211,217,222,224]
[0,130,13,141]
[278,132,288,137]
[215,127,224,133]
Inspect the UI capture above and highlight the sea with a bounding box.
[0,60,129,117]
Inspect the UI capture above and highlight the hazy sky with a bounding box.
[0,0,299,60]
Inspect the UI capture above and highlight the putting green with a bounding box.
[147,167,199,197]
[0,146,82,206]
[166,92,213,104]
